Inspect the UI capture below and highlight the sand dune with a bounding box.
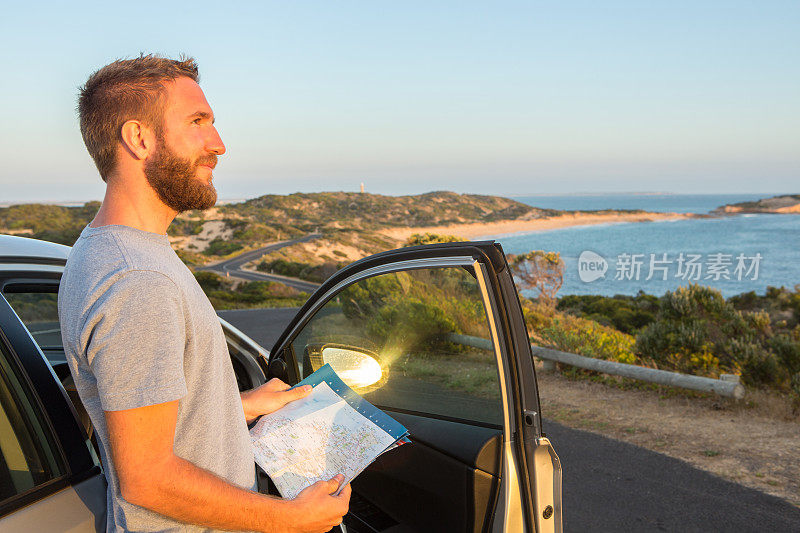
[381,211,696,241]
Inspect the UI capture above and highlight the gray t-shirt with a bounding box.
[58,224,255,532]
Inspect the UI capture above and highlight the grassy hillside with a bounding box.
[218,191,555,232]
[0,202,100,245]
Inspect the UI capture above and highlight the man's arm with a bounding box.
[105,400,350,533]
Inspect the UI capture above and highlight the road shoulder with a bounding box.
[537,365,800,506]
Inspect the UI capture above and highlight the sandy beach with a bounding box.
[380,211,696,241]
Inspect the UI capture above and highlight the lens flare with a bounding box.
[322,347,383,389]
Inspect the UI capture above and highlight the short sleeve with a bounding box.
[83,270,188,411]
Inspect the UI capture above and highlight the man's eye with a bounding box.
[193,118,202,124]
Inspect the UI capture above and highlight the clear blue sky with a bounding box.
[1,1,798,203]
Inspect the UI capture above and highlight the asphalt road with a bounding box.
[219,307,800,532]
[200,234,322,293]
[218,307,301,353]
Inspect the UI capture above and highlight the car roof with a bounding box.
[0,234,70,265]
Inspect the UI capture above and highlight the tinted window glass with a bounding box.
[0,341,65,504]
[291,266,502,426]
[3,291,61,350]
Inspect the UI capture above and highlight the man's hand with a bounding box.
[289,475,352,533]
[242,378,312,423]
[105,399,349,533]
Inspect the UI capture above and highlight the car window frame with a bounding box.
[0,290,100,518]
[0,306,69,516]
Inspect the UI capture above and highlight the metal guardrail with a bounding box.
[445,333,745,399]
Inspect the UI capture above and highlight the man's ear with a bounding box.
[120,120,156,161]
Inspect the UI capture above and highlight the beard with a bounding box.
[144,137,218,213]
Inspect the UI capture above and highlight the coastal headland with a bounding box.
[0,191,703,263]
[713,194,800,214]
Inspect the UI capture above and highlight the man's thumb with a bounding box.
[324,475,344,494]
[287,385,312,401]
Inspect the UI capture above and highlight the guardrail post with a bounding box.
[540,358,557,373]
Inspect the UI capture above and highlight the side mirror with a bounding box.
[303,343,386,391]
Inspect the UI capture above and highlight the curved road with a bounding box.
[200,234,322,293]
[219,307,800,532]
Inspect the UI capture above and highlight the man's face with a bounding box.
[144,77,225,213]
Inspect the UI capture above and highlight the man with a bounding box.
[58,54,350,532]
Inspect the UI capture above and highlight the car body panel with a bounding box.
[0,473,106,531]
[0,235,562,532]
[0,235,70,265]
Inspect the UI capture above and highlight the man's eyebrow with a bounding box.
[189,111,215,124]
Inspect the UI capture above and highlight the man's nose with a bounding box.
[207,126,226,155]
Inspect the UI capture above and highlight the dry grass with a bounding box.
[536,364,800,507]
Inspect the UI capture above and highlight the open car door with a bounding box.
[267,241,562,533]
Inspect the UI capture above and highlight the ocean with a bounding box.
[513,193,768,214]
[490,194,800,297]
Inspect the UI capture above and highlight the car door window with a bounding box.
[2,290,61,351]
[0,340,66,506]
[290,265,503,426]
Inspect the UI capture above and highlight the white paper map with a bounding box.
[250,381,400,499]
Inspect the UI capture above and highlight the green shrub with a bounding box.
[523,299,638,364]
[558,292,658,334]
[739,348,781,387]
[366,298,458,352]
[770,334,800,376]
[206,283,307,310]
[231,222,277,242]
[31,227,84,246]
[403,233,462,247]
[203,238,243,256]
[194,271,223,291]
[728,285,799,331]
[0,202,100,246]
[340,275,404,321]
[664,345,720,376]
[192,271,308,310]
[168,219,204,236]
[336,269,489,352]
[635,284,793,387]
[258,258,304,278]
[257,258,339,282]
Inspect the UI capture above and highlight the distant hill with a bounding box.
[218,191,557,232]
[0,202,101,245]
[714,194,800,214]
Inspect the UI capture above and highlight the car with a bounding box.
[0,233,562,532]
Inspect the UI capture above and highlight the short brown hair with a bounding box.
[78,54,199,181]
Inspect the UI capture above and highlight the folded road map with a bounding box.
[250,364,410,499]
